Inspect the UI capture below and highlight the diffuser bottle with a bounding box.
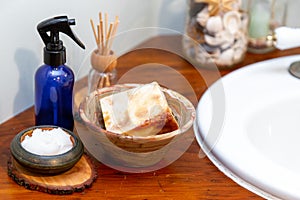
[35,16,85,131]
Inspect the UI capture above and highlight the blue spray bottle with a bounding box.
[35,16,85,131]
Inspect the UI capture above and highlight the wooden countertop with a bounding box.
[1,35,300,199]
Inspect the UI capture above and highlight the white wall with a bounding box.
[0,0,164,123]
[1,0,300,124]
[286,0,300,27]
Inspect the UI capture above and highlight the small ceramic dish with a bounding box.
[10,125,84,175]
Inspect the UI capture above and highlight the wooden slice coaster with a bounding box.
[7,154,97,195]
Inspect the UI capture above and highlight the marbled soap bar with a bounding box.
[100,82,179,137]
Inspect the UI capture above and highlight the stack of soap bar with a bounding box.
[100,82,179,137]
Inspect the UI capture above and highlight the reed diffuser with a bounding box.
[88,12,119,93]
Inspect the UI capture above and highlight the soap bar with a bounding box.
[100,82,179,137]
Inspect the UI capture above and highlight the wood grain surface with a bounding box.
[7,154,97,194]
[1,35,300,199]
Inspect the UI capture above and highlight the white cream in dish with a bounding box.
[100,82,179,137]
[21,128,73,156]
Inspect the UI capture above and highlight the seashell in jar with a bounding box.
[206,15,223,34]
[240,12,249,32]
[230,0,242,11]
[232,35,247,61]
[223,11,242,35]
[221,41,233,51]
[233,31,248,48]
[233,47,245,62]
[205,30,235,47]
[196,6,209,27]
[221,30,235,48]
[202,44,220,56]
[216,48,234,66]
[204,34,223,46]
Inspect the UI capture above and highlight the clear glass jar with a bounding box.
[247,0,288,54]
[183,0,248,69]
[88,50,117,94]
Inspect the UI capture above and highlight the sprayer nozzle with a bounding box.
[68,19,75,26]
[37,15,85,66]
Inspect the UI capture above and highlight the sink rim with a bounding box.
[195,55,300,200]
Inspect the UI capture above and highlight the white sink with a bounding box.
[194,55,300,199]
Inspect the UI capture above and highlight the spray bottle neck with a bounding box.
[44,40,66,66]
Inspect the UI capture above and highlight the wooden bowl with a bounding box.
[10,125,84,175]
[75,84,195,168]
